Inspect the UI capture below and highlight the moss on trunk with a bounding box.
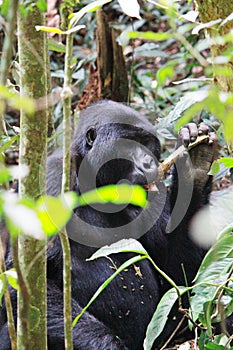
[195,0,233,92]
[17,2,48,349]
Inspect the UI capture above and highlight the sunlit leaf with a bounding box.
[69,0,112,28]
[4,194,44,240]
[88,238,147,261]
[36,26,65,35]
[0,275,6,306]
[128,31,171,41]
[208,160,220,176]
[209,157,233,175]
[5,269,18,290]
[78,184,147,208]
[36,192,78,236]
[118,0,141,19]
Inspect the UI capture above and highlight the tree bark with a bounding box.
[17,2,48,349]
[195,0,233,92]
[96,9,129,102]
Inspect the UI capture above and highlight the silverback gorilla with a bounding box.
[0,101,219,349]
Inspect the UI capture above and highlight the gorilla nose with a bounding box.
[134,154,158,185]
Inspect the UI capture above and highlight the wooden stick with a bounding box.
[147,134,210,190]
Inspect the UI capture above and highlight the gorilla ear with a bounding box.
[86,127,97,147]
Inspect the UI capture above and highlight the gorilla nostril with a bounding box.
[143,155,155,170]
[143,161,151,169]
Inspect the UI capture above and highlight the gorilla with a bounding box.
[0,100,219,349]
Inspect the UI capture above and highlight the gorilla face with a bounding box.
[71,101,161,194]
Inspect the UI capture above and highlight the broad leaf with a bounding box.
[5,269,18,290]
[191,237,233,323]
[88,238,147,261]
[78,184,147,208]
[118,0,141,19]
[48,38,66,53]
[36,192,78,236]
[144,287,188,350]
[69,0,112,28]
[218,157,233,168]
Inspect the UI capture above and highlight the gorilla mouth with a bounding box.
[142,181,159,192]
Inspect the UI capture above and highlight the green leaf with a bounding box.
[78,184,147,208]
[69,0,112,28]
[36,24,85,35]
[0,275,7,306]
[88,238,147,261]
[144,287,188,350]
[5,269,18,290]
[0,0,10,18]
[36,0,47,12]
[48,38,66,53]
[157,93,204,130]
[128,31,172,41]
[191,234,233,323]
[208,161,221,176]
[36,192,78,236]
[196,235,233,279]
[0,166,12,185]
[36,26,65,35]
[4,195,44,240]
[156,64,175,87]
[218,157,233,169]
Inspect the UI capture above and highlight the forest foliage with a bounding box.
[0,0,233,349]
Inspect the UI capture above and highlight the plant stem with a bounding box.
[60,31,74,350]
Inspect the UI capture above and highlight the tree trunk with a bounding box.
[96,9,129,102]
[17,2,48,349]
[195,0,233,92]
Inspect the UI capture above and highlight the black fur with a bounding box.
[0,101,216,349]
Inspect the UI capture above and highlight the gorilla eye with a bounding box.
[86,127,97,147]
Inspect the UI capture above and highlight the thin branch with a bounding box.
[60,31,74,350]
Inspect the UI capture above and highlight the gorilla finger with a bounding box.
[187,123,198,142]
[198,123,209,135]
[179,127,190,147]
[208,131,218,144]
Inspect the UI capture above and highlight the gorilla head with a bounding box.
[71,100,161,192]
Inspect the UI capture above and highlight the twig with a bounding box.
[160,315,186,350]
[158,134,209,178]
